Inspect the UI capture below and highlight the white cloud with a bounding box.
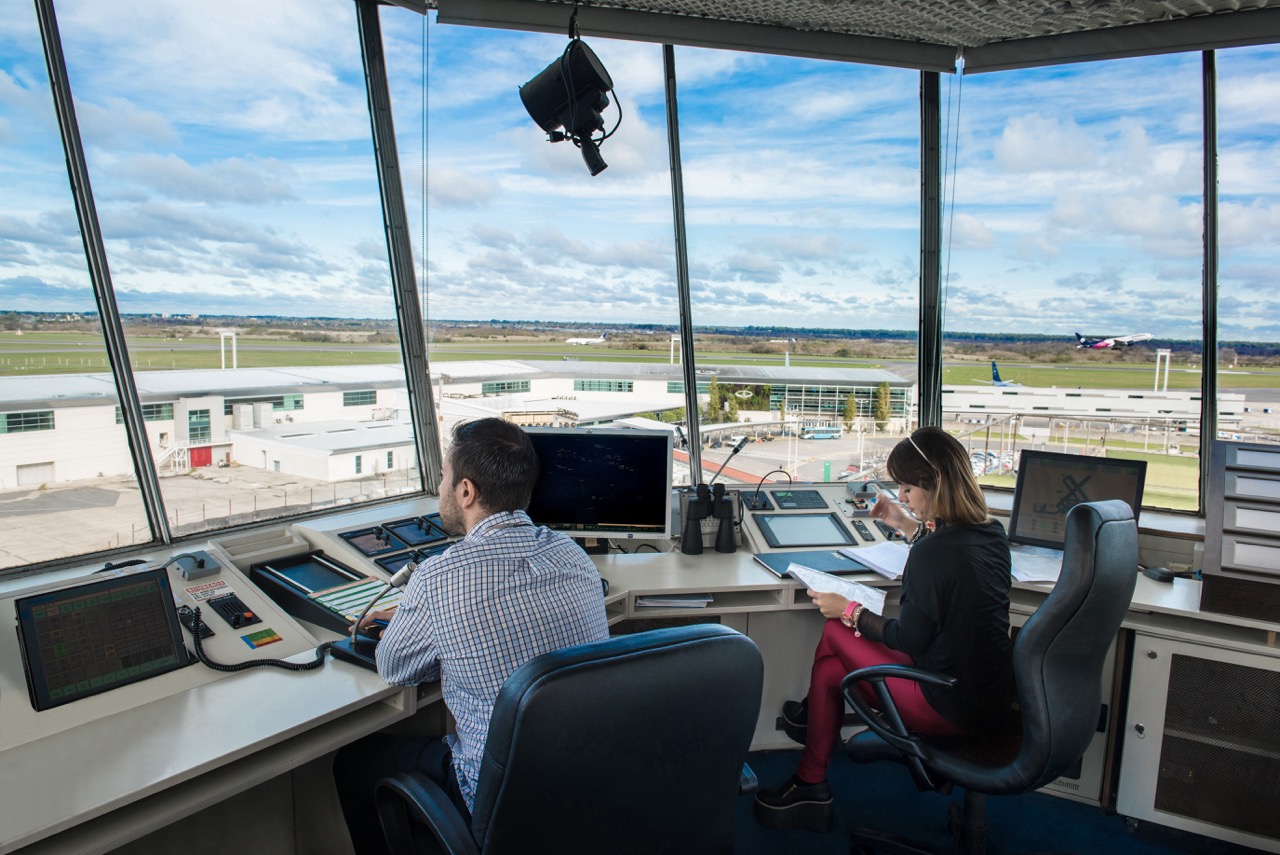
[948,213,996,250]
[994,113,1096,172]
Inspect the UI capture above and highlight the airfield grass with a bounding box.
[0,333,1212,509]
[978,440,1200,511]
[5,332,1278,393]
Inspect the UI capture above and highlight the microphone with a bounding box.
[708,436,749,487]
[674,425,687,449]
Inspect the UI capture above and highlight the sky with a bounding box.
[0,0,1278,342]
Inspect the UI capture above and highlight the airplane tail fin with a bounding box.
[601,332,606,341]
[991,361,1001,383]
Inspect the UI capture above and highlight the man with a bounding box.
[334,418,610,854]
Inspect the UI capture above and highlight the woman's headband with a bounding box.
[908,435,934,469]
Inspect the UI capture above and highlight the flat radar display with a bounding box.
[15,568,190,711]
[1009,450,1147,549]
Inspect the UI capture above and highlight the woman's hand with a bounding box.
[870,495,915,535]
[808,589,853,620]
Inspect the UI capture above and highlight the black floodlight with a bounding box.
[520,38,616,176]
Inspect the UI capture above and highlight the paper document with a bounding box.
[838,541,909,581]
[634,593,714,608]
[1009,550,1062,583]
[787,563,887,616]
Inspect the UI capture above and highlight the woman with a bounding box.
[754,426,1014,832]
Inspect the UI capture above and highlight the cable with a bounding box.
[746,468,793,511]
[189,607,331,672]
[421,11,430,347]
[941,49,965,336]
[97,558,147,573]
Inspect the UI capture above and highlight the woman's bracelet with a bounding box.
[851,604,864,637]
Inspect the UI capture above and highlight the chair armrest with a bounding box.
[375,772,479,855]
[840,663,957,757]
[739,762,758,795]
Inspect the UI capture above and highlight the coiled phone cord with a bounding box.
[189,606,332,672]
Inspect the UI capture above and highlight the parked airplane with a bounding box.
[1075,331,1153,349]
[985,361,1022,387]
[565,332,607,345]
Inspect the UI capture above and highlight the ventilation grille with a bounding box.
[1154,653,1280,838]
[554,0,1280,49]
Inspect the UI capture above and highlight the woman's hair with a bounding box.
[885,426,989,526]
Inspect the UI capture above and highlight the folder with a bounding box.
[752,549,871,579]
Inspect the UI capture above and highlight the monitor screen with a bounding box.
[1009,450,1147,549]
[15,568,190,711]
[524,427,674,540]
[754,513,856,549]
[253,552,364,594]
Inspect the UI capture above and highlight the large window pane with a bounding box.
[941,55,1205,511]
[54,0,418,538]
[1217,45,1280,450]
[0,4,150,570]
[383,12,688,478]
[676,49,920,486]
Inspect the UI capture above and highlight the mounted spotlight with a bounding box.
[520,38,617,176]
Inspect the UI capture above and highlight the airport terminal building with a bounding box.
[0,362,913,488]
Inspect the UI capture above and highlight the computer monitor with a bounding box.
[15,568,190,711]
[1009,450,1147,549]
[524,427,674,540]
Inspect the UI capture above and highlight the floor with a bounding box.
[734,749,1270,855]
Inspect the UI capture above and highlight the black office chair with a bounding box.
[841,499,1139,855]
[374,623,764,855]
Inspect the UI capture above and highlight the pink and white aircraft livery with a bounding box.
[1074,332,1153,349]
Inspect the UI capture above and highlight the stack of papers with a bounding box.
[838,541,910,581]
[1009,547,1064,583]
[787,564,887,616]
[634,593,714,608]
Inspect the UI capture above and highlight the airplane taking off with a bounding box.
[1075,331,1153,349]
[565,332,607,345]
[986,361,1022,387]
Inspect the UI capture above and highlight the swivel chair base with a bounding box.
[852,790,986,855]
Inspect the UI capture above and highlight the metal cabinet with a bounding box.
[1118,633,1280,853]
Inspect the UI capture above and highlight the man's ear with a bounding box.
[456,477,479,509]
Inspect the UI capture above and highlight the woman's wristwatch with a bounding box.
[840,601,864,637]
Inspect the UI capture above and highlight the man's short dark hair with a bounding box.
[447,418,539,513]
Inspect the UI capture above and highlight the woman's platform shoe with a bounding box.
[753,775,834,832]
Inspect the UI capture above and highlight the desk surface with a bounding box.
[3,502,1275,854]
[0,655,410,854]
[594,549,1280,652]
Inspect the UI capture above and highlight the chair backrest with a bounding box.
[997,499,1138,792]
[918,500,1137,794]
[469,623,763,855]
